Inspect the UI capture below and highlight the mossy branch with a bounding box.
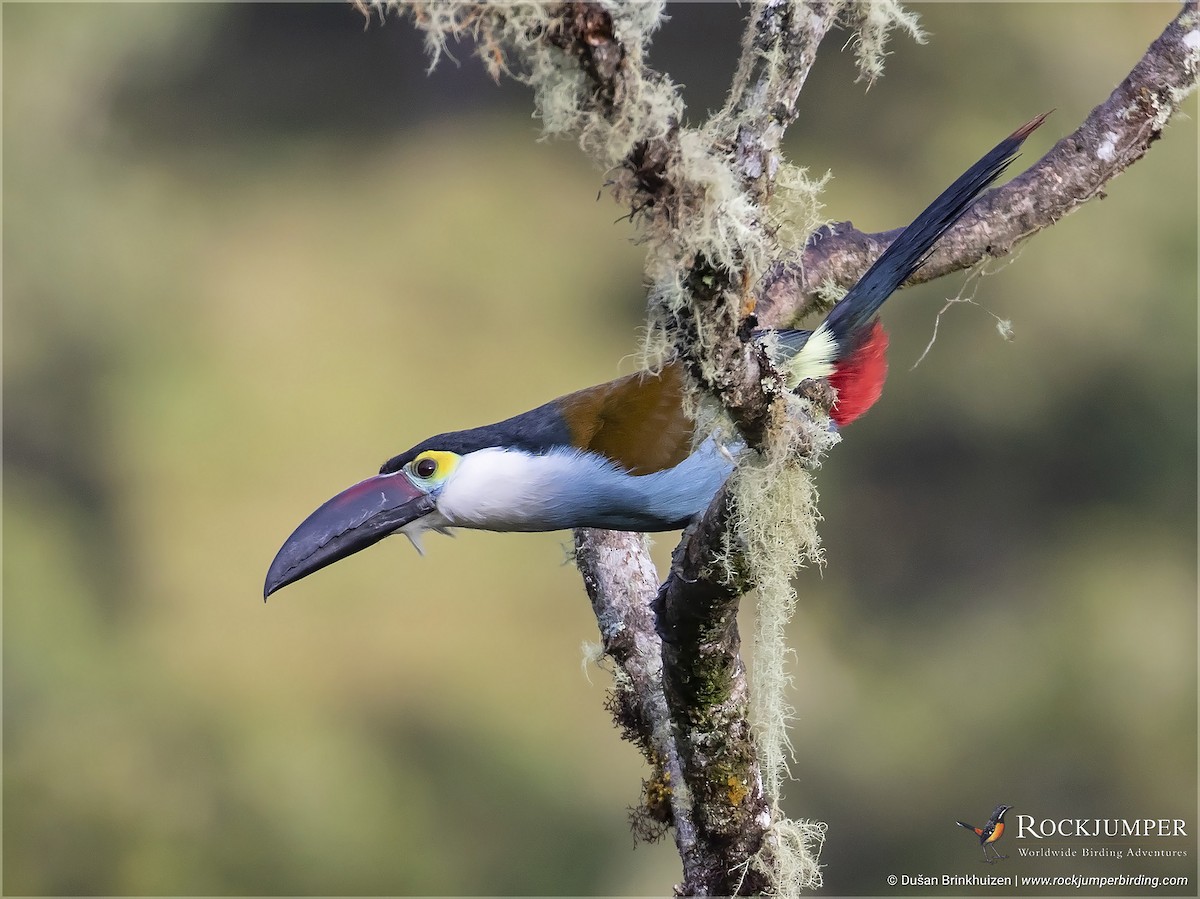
[572,529,698,862]
[650,479,784,895]
[372,1,1197,895]
[717,0,842,198]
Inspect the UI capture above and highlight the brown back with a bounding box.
[557,363,694,476]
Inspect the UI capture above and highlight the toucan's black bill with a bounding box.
[264,473,435,599]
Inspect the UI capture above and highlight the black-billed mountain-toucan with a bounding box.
[264,115,1045,599]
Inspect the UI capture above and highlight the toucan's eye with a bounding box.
[406,450,459,485]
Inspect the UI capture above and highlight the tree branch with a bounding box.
[755,1,1200,329]
[652,482,770,895]
[382,2,1199,894]
[720,0,842,196]
[571,530,698,869]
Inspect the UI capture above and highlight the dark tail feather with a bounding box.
[957,820,980,833]
[822,112,1050,347]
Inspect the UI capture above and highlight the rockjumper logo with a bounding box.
[956,804,1011,863]
[1016,817,1188,839]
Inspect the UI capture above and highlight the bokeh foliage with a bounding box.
[4,4,1195,895]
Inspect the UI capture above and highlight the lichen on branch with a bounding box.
[379,3,937,896]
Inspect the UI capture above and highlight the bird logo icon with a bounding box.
[956,804,1011,863]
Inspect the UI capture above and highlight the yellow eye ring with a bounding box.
[408,450,460,483]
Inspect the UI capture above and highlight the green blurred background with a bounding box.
[4,4,1196,895]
